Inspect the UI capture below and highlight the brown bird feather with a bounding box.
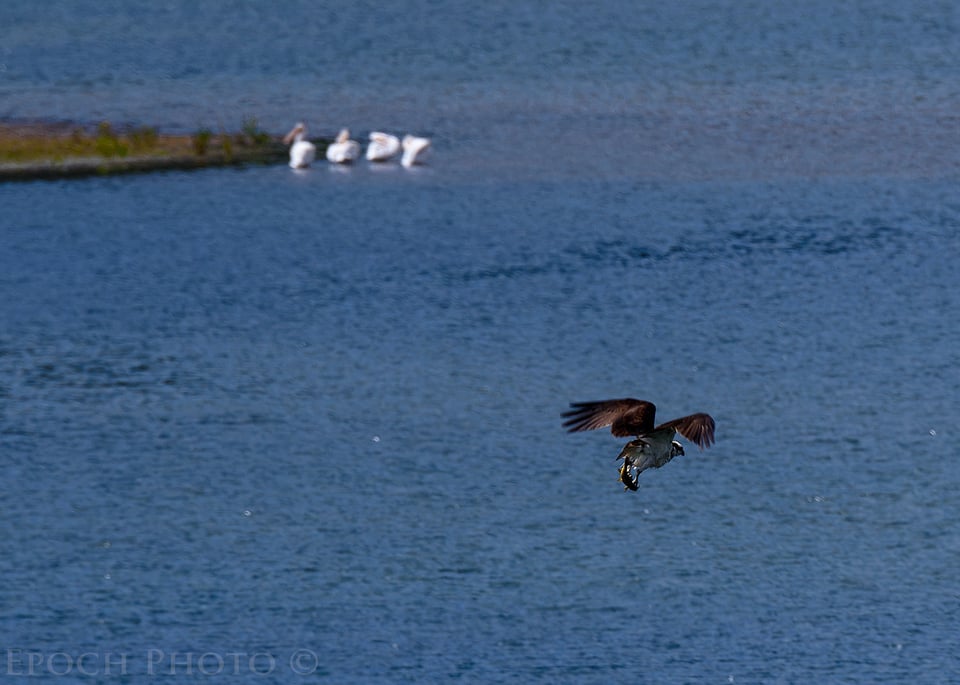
[562,398,715,449]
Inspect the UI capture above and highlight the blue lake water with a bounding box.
[2,2,960,682]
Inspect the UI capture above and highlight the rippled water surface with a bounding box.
[2,2,959,683]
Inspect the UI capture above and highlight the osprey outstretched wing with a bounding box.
[562,398,715,448]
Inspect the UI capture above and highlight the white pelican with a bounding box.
[365,131,401,162]
[282,122,316,169]
[401,134,431,167]
[326,128,360,164]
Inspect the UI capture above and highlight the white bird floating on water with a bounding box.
[401,134,431,167]
[365,131,401,162]
[282,122,316,169]
[326,128,361,164]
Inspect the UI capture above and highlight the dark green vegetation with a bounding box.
[0,118,312,181]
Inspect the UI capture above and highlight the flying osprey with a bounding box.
[562,398,716,491]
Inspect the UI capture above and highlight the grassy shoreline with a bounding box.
[0,119,316,181]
